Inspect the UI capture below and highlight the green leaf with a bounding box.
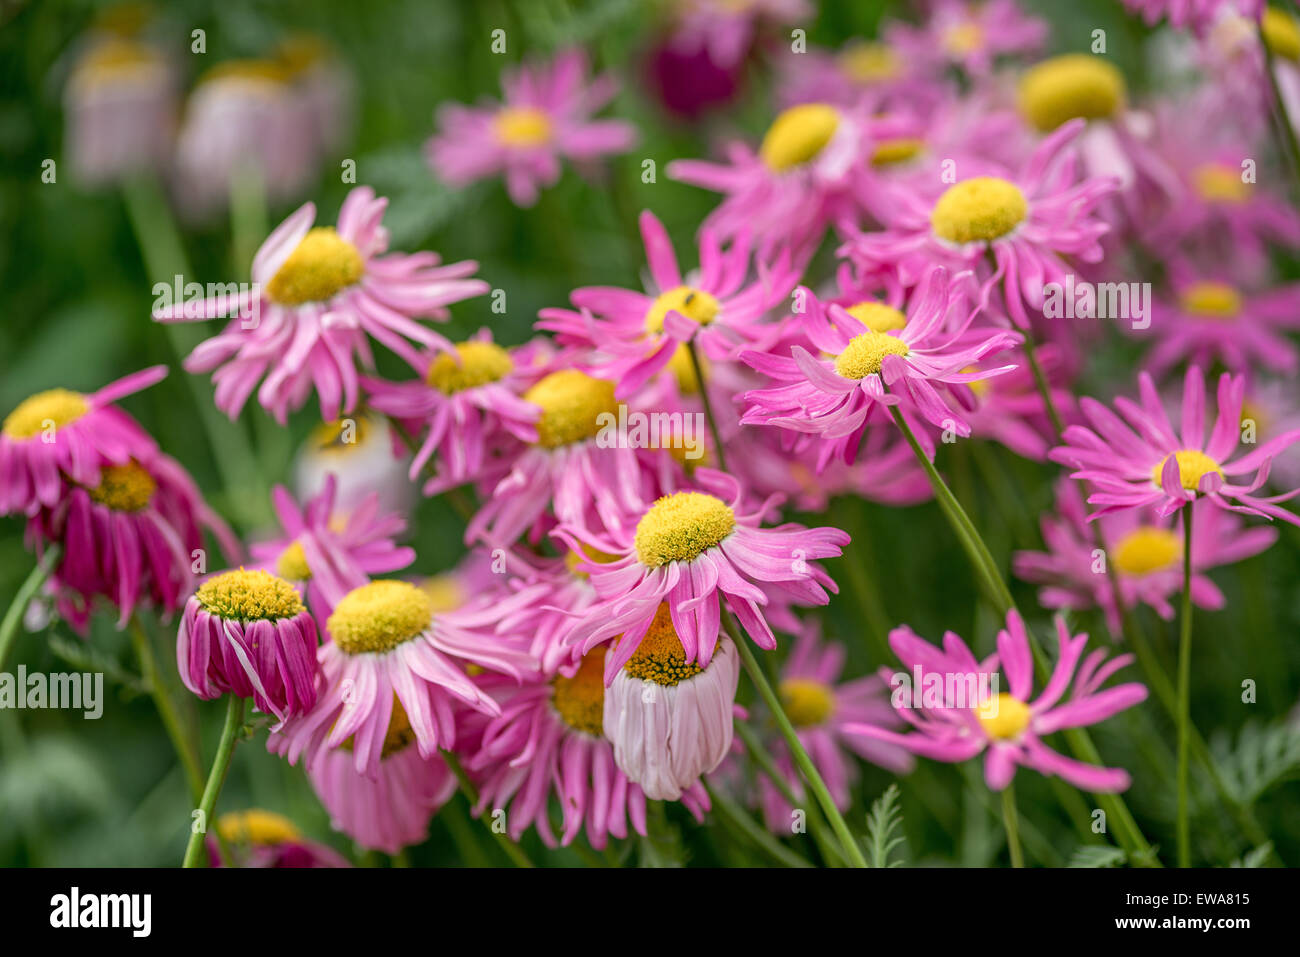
[1212,721,1300,805]
[864,784,907,868]
[1068,845,1127,868]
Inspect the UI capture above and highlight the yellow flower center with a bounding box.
[931,177,1028,244]
[328,580,433,654]
[73,38,160,86]
[1180,281,1241,319]
[200,58,293,87]
[1262,6,1300,61]
[523,370,619,448]
[845,300,908,333]
[217,809,302,846]
[309,415,372,454]
[275,541,312,581]
[339,696,417,759]
[634,492,737,567]
[759,104,840,172]
[833,330,910,379]
[943,22,984,56]
[552,646,607,735]
[1018,54,1126,132]
[870,137,925,167]
[426,341,514,394]
[494,107,552,147]
[265,227,365,306]
[623,604,703,686]
[1152,449,1224,491]
[420,574,466,613]
[1192,164,1250,204]
[195,569,306,622]
[644,286,721,335]
[838,42,899,83]
[977,693,1032,740]
[2,388,90,440]
[89,461,156,512]
[779,678,835,727]
[1112,526,1182,576]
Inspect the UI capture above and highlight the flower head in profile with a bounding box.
[427,48,636,207]
[154,186,488,423]
[1050,366,1300,524]
[847,610,1148,792]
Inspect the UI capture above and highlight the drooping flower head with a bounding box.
[208,809,350,868]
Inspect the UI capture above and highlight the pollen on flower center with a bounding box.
[931,177,1028,244]
[845,301,908,333]
[623,604,704,686]
[328,580,433,655]
[523,369,619,448]
[780,678,835,727]
[1152,449,1224,491]
[1192,164,1250,203]
[311,415,371,454]
[2,388,90,440]
[195,569,306,622]
[217,809,301,846]
[870,137,925,166]
[275,541,312,581]
[89,461,156,512]
[1113,526,1182,576]
[760,103,840,172]
[426,341,514,394]
[1180,281,1241,318]
[634,492,736,567]
[645,286,721,334]
[494,107,552,146]
[266,227,365,306]
[1262,6,1300,62]
[552,646,607,735]
[977,693,1031,740]
[1018,54,1126,132]
[833,330,910,379]
[838,42,899,83]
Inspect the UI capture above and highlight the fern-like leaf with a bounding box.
[864,784,907,868]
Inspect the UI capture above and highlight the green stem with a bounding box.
[129,618,205,803]
[1020,336,1066,436]
[0,546,60,674]
[688,340,728,472]
[1176,510,1194,867]
[182,695,245,868]
[724,612,868,867]
[1001,782,1024,868]
[440,748,535,868]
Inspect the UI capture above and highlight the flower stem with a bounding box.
[0,545,60,675]
[1176,509,1194,867]
[1259,23,1300,200]
[440,748,535,868]
[182,695,245,868]
[688,340,728,472]
[1001,782,1025,868]
[723,611,867,867]
[129,617,205,803]
[1020,335,1066,436]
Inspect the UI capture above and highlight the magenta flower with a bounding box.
[154,186,488,423]
[1120,0,1262,31]
[1050,366,1300,524]
[249,474,415,622]
[666,0,811,68]
[427,49,636,207]
[887,0,1048,78]
[176,569,320,724]
[847,610,1148,792]
[0,365,167,516]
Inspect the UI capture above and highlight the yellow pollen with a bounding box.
[420,574,466,613]
[1153,449,1224,491]
[780,678,835,727]
[977,693,1032,740]
[645,286,721,334]
[339,696,417,758]
[1262,6,1300,61]
[623,604,703,686]
[494,107,553,146]
[426,341,514,394]
[1113,526,1182,577]
[667,343,707,394]
[552,646,607,735]
[634,492,736,567]
[759,104,840,172]
[266,227,365,306]
[275,541,312,581]
[523,370,619,448]
[838,43,900,83]
[834,330,910,379]
[72,38,160,86]
[328,580,433,654]
[2,388,90,440]
[931,177,1028,243]
[89,461,156,512]
[943,22,984,56]
[565,543,622,579]
[1018,54,1126,132]
[310,415,371,453]
[200,58,293,87]
[1180,281,1241,318]
[870,137,925,166]
[217,809,301,846]
[1192,164,1250,204]
[195,569,306,622]
[845,300,908,333]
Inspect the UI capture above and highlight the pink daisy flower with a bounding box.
[848,610,1148,792]
[1049,366,1300,524]
[1120,0,1263,31]
[666,0,812,68]
[961,343,1078,462]
[887,0,1048,78]
[153,185,488,424]
[427,48,636,207]
[0,365,167,517]
[557,468,849,682]
[249,474,415,622]
[208,809,350,868]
